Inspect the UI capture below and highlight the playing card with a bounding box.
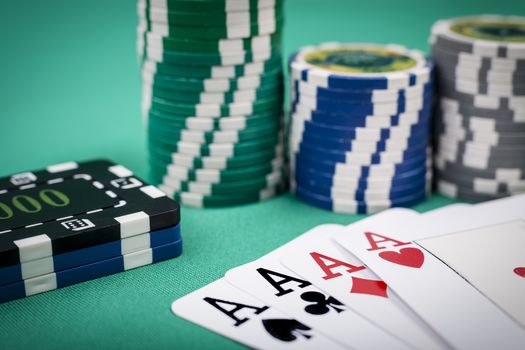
[420,203,472,218]
[417,220,525,330]
[171,278,345,349]
[225,225,414,350]
[333,209,525,350]
[415,194,525,240]
[279,222,447,350]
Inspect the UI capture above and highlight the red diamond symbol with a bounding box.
[350,276,388,298]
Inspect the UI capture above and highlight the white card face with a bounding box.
[171,278,345,349]
[279,223,447,350]
[225,224,413,350]
[417,220,525,330]
[333,209,525,350]
[413,194,525,240]
[420,203,472,218]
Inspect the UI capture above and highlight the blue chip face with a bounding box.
[295,135,429,158]
[292,119,374,139]
[295,124,430,152]
[296,81,434,103]
[302,91,433,115]
[294,97,432,118]
[311,112,400,129]
[292,113,431,139]
[0,238,183,303]
[324,74,390,90]
[296,142,428,164]
[292,79,434,105]
[295,163,429,189]
[352,181,427,201]
[296,175,429,201]
[294,152,428,175]
[294,183,427,214]
[296,106,432,129]
[292,106,432,130]
[294,125,429,156]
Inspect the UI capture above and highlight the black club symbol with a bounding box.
[300,291,346,315]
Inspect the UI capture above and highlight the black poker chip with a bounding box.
[0,159,180,268]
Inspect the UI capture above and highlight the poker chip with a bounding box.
[139,0,285,207]
[159,180,286,207]
[166,157,284,182]
[292,182,430,215]
[137,16,283,40]
[142,55,282,79]
[431,15,525,201]
[288,43,434,214]
[163,169,284,195]
[290,43,433,90]
[145,0,281,12]
[151,142,284,170]
[1,238,183,303]
[141,32,282,54]
[0,224,181,287]
[430,15,525,58]
[145,95,282,117]
[150,133,282,157]
[0,160,182,302]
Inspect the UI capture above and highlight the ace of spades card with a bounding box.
[225,225,413,350]
[171,278,345,349]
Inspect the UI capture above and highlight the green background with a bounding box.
[0,1,523,349]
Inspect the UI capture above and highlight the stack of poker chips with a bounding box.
[0,160,181,303]
[137,0,285,208]
[431,15,525,201]
[288,43,434,214]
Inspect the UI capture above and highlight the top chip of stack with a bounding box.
[137,0,286,208]
[430,15,525,201]
[288,43,434,214]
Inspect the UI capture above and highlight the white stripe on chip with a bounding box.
[108,165,133,178]
[140,185,165,198]
[47,162,78,173]
[116,212,150,238]
[14,234,52,262]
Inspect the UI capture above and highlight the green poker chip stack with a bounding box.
[137,0,286,208]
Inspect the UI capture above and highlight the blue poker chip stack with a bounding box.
[288,43,434,214]
[430,16,525,201]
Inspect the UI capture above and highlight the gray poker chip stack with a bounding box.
[430,15,525,201]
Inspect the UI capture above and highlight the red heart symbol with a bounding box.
[378,247,425,268]
[514,267,525,278]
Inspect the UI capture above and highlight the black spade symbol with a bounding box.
[262,318,312,342]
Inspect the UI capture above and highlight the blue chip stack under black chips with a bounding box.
[0,159,181,303]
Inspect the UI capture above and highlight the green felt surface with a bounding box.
[0,0,524,349]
